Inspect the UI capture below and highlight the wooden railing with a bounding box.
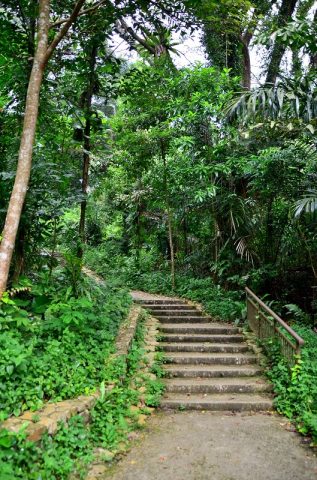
[245,287,304,365]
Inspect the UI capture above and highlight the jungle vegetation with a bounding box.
[0,0,317,476]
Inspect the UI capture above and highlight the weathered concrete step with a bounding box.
[152,310,204,316]
[159,342,250,353]
[143,304,197,311]
[137,299,186,305]
[159,323,238,339]
[160,328,244,341]
[166,352,257,365]
[157,316,212,323]
[164,365,263,378]
[164,377,272,394]
[160,334,244,343]
[160,393,273,411]
[161,329,239,340]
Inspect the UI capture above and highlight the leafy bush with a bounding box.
[0,416,92,479]
[266,325,317,443]
[0,272,131,419]
[0,298,161,479]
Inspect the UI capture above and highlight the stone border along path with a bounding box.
[85,299,162,479]
[0,274,143,442]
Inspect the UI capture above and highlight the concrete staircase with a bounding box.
[138,298,273,412]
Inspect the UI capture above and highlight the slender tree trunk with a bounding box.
[78,116,91,257]
[182,201,188,257]
[78,43,98,258]
[265,0,298,84]
[0,0,85,295]
[309,9,317,71]
[0,0,50,295]
[49,217,58,280]
[241,32,252,90]
[167,206,175,290]
[12,223,26,283]
[161,140,175,290]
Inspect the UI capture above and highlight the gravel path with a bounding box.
[103,411,317,480]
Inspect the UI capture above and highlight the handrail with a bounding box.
[245,287,304,363]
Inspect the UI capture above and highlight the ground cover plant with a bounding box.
[0,308,164,479]
[265,325,317,444]
[0,269,131,420]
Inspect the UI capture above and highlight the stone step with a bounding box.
[157,316,212,323]
[160,393,273,411]
[137,299,186,305]
[151,310,204,317]
[159,342,250,353]
[159,323,239,339]
[164,365,263,378]
[160,334,244,343]
[160,328,244,341]
[165,377,272,394]
[166,352,258,365]
[143,304,197,311]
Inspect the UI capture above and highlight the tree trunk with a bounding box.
[309,9,317,71]
[78,43,98,259]
[0,0,50,295]
[0,0,86,295]
[78,116,91,258]
[161,140,175,290]
[265,0,298,84]
[12,223,26,284]
[241,32,252,90]
[167,206,175,290]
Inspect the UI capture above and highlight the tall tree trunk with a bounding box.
[78,43,98,258]
[167,206,175,290]
[0,0,50,295]
[182,201,188,257]
[265,0,298,84]
[161,140,175,290]
[240,32,252,90]
[12,223,26,284]
[0,0,85,295]
[78,117,91,258]
[309,9,317,71]
[12,11,37,283]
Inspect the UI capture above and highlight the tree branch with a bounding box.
[44,0,86,65]
[117,18,156,55]
[50,0,108,28]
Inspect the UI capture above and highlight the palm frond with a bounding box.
[226,77,317,125]
[294,190,317,217]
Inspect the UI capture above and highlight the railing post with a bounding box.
[246,291,250,329]
[257,302,261,338]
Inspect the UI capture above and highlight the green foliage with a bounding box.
[0,273,131,419]
[0,296,162,479]
[0,416,92,479]
[1,0,317,461]
[266,326,317,443]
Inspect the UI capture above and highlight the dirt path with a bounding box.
[103,411,317,480]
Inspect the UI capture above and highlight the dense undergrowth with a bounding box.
[0,265,131,420]
[265,325,317,444]
[0,302,164,479]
